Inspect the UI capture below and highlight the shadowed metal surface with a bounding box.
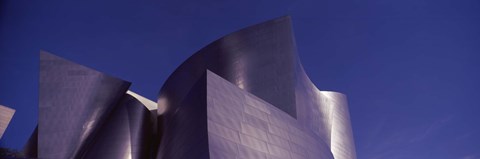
[157,16,356,159]
[23,126,38,158]
[81,94,154,159]
[156,73,209,159]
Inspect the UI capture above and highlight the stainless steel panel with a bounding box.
[157,16,356,159]
[158,16,297,118]
[39,51,131,159]
[81,94,154,159]
[0,105,15,140]
[30,15,356,159]
[39,51,155,159]
[206,70,334,159]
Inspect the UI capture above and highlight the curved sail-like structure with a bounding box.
[37,51,155,159]
[80,94,154,159]
[28,16,355,159]
[156,16,356,159]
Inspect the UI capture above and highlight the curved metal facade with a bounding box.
[38,51,155,159]
[157,16,297,118]
[321,91,357,159]
[81,94,154,159]
[30,16,355,159]
[157,16,356,159]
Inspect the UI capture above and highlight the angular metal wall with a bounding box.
[157,16,357,159]
[40,51,130,158]
[39,51,155,159]
[0,105,15,140]
[207,70,334,159]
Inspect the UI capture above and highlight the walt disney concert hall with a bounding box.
[25,16,357,159]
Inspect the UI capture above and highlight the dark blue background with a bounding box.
[1,0,479,158]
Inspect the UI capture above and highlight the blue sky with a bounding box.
[1,0,479,158]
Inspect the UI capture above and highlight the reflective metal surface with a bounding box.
[321,91,357,159]
[31,16,356,159]
[294,59,357,159]
[157,16,297,118]
[157,16,356,159]
[0,105,15,140]
[127,90,157,111]
[206,70,334,159]
[38,51,155,159]
[81,94,154,159]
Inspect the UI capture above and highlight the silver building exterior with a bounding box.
[35,51,156,159]
[28,16,356,159]
[156,16,356,159]
[0,105,15,140]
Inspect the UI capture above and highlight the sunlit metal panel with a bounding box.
[321,91,357,159]
[0,105,15,140]
[156,16,356,159]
